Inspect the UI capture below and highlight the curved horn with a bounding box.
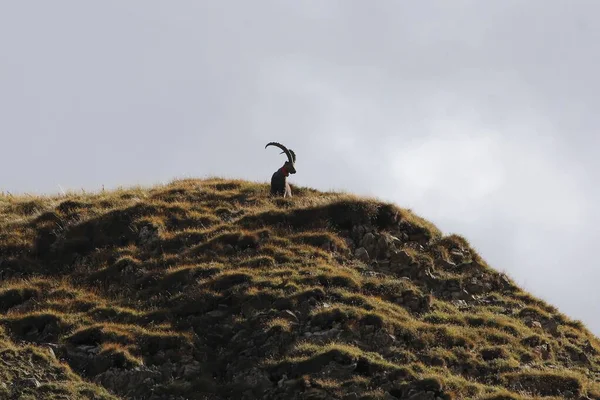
[279,149,296,163]
[265,142,294,164]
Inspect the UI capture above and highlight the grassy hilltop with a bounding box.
[0,178,599,400]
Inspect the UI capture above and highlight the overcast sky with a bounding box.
[1,1,599,334]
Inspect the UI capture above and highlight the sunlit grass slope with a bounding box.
[0,178,599,400]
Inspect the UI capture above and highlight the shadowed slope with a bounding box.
[0,178,599,400]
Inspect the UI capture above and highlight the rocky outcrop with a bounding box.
[348,223,517,308]
[138,222,162,248]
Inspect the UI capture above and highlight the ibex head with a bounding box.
[265,142,296,174]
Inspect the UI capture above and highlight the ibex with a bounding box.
[265,142,296,197]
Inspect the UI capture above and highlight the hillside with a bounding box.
[0,178,599,400]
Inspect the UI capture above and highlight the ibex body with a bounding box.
[265,142,296,197]
[270,165,292,197]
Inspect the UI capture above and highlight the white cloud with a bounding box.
[388,117,588,230]
[0,1,599,334]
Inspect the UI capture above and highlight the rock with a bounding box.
[360,233,376,255]
[566,346,592,365]
[370,330,396,348]
[320,241,332,251]
[242,247,255,256]
[206,309,227,318]
[138,224,161,246]
[450,249,463,257]
[389,235,403,246]
[181,362,202,379]
[534,344,551,360]
[398,290,431,313]
[233,368,271,394]
[344,237,356,252]
[542,319,560,336]
[352,225,366,243]
[22,378,41,388]
[312,328,340,339]
[580,352,592,365]
[282,378,298,390]
[520,308,539,318]
[583,340,598,355]
[223,244,236,254]
[77,345,100,354]
[317,360,357,381]
[437,257,457,269]
[95,366,162,397]
[277,374,288,388]
[499,273,515,290]
[451,289,473,301]
[407,392,435,400]
[241,304,257,318]
[466,277,489,294]
[375,234,392,259]
[452,299,469,309]
[47,347,56,360]
[524,318,542,329]
[355,247,370,263]
[280,309,299,323]
[390,249,413,266]
[424,269,438,282]
[160,362,176,379]
[304,388,330,399]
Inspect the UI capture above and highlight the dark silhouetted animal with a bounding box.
[265,142,296,197]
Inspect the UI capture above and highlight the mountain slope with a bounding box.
[0,178,598,400]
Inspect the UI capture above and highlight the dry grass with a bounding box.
[0,177,599,399]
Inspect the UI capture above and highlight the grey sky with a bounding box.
[1,1,599,333]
